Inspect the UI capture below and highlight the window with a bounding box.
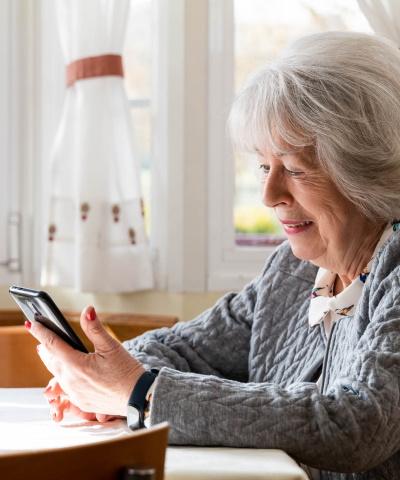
[208,0,372,291]
[0,0,15,285]
[10,1,373,294]
[0,0,34,287]
[233,0,372,248]
[124,0,154,234]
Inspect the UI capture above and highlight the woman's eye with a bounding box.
[285,168,303,177]
[258,164,270,175]
[257,164,304,179]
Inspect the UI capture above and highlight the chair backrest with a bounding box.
[0,309,178,387]
[0,325,51,387]
[0,422,169,480]
[63,311,178,343]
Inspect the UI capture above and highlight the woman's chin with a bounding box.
[288,240,320,262]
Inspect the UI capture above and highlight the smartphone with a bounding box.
[9,285,88,353]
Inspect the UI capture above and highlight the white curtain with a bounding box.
[358,0,400,44]
[41,0,154,292]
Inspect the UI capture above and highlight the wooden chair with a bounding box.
[0,309,177,388]
[0,325,50,387]
[0,422,169,480]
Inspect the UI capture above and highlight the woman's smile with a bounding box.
[279,219,314,235]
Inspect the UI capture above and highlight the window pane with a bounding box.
[235,152,283,247]
[124,0,153,99]
[124,0,153,235]
[233,0,372,246]
[130,107,151,234]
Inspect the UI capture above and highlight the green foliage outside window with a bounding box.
[234,205,282,234]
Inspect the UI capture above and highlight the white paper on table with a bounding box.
[0,388,132,453]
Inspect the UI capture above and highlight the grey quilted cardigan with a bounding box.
[124,231,400,479]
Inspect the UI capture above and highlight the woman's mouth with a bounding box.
[280,220,313,235]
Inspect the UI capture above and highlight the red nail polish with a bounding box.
[86,306,96,321]
[24,320,31,330]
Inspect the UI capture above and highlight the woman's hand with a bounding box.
[27,305,145,417]
[44,377,121,423]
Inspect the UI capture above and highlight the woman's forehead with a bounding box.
[255,142,315,163]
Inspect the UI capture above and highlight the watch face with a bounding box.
[127,405,140,430]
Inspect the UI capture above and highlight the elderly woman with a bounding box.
[27,31,400,479]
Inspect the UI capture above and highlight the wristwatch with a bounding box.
[127,368,159,430]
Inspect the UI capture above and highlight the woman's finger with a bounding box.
[47,390,125,424]
[50,398,70,422]
[28,316,80,363]
[49,397,98,423]
[67,403,97,421]
[44,377,64,400]
[95,413,121,423]
[44,378,115,424]
[80,306,120,354]
[36,344,61,378]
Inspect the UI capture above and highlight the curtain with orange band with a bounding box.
[41,0,153,292]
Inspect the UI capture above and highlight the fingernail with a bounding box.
[86,306,96,321]
[44,385,51,393]
[36,345,41,354]
[24,320,31,330]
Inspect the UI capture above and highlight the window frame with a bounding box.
[151,0,209,292]
[206,0,372,291]
[207,0,277,291]
[0,0,14,284]
[0,0,39,287]
[153,0,277,293]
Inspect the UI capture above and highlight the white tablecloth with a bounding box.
[0,389,308,480]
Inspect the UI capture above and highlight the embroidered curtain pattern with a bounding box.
[41,0,153,292]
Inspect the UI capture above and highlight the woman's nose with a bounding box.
[262,171,291,208]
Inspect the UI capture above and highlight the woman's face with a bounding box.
[258,146,376,271]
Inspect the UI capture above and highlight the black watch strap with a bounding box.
[127,368,159,430]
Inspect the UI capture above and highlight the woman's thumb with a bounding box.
[81,306,119,353]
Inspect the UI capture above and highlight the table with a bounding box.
[0,389,308,480]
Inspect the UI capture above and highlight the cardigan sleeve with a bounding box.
[123,243,290,382]
[123,278,258,382]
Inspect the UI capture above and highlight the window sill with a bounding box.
[235,233,285,247]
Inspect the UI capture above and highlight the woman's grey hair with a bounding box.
[229,31,400,222]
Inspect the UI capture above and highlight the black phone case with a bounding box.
[9,285,88,353]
